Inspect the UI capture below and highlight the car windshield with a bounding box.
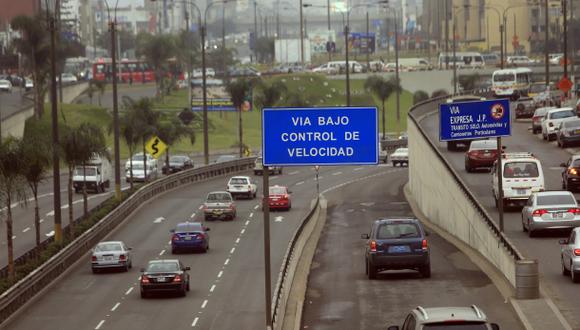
[74,167,97,176]
[534,108,551,117]
[550,110,575,119]
[377,223,420,239]
[503,162,539,178]
[572,159,580,168]
[423,322,488,329]
[131,163,145,170]
[146,262,180,272]
[269,187,286,195]
[170,156,186,162]
[494,74,514,82]
[207,193,232,202]
[537,194,576,205]
[230,178,248,184]
[95,243,122,252]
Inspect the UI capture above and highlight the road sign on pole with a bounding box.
[145,135,167,159]
[262,107,378,166]
[439,99,511,141]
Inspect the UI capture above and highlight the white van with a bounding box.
[397,58,432,71]
[491,152,545,210]
[327,61,363,73]
[438,52,485,69]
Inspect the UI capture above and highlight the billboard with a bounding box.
[348,32,375,54]
[191,79,252,112]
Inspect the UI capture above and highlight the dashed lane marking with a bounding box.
[159,249,166,256]
[22,227,30,233]
[217,271,223,278]
[125,287,133,295]
[95,320,105,330]
[45,231,54,237]
[224,258,230,265]
[111,302,120,312]
[245,220,250,226]
[192,317,199,327]
[153,217,165,223]
[201,300,208,309]
[191,212,196,218]
[210,284,216,292]
[235,238,240,244]
[274,216,284,222]
[289,170,300,175]
[249,213,254,218]
[230,247,236,254]
[254,205,260,210]
[332,171,342,176]
[296,181,305,186]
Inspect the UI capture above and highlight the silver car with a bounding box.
[521,191,580,237]
[560,227,580,283]
[387,305,499,330]
[91,241,133,273]
[390,148,409,167]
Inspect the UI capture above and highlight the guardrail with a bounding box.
[0,158,255,325]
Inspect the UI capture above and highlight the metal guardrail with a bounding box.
[0,158,255,325]
[408,90,524,261]
[271,196,320,327]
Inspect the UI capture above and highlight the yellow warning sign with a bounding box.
[145,135,167,159]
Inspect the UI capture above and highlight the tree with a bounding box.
[117,98,142,190]
[285,92,309,107]
[255,37,275,63]
[364,75,401,138]
[96,28,136,57]
[205,46,237,76]
[457,73,481,92]
[255,80,287,109]
[431,89,449,98]
[226,79,252,158]
[156,117,196,172]
[76,123,108,217]
[0,137,27,279]
[137,34,176,99]
[413,90,430,105]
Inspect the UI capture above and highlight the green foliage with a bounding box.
[137,34,177,98]
[457,73,481,92]
[226,79,252,109]
[413,90,430,105]
[96,29,137,56]
[205,46,237,72]
[254,80,287,109]
[431,89,449,98]
[255,37,275,63]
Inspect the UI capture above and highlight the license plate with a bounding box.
[157,277,166,282]
[553,212,564,218]
[515,189,527,195]
[271,198,279,201]
[213,210,222,214]
[235,185,243,188]
[483,153,491,157]
[184,236,192,240]
[105,256,114,261]
[388,245,410,253]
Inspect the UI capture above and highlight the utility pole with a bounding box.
[254,1,258,63]
[444,0,449,69]
[110,18,121,200]
[345,23,350,105]
[563,0,568,78]
[572,0,576,87]
[545,0,550,85]
[185,9,192,116]
[395,9,400,122]
[300,0,305,65]
[327,0,331,61]
[366,11,370,71]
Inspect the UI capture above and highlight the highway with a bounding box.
[301,170,523,329]
[421,106,580,328]
[0,88,32,121]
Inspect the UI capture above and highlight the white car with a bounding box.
[193,68,215,78]
[390,148,409,167]
[125,161,158,182]
[541,107,576,141]
[0,79,13,92]
[59,73,78,84]
[312,63,338,75]
[125,152,156,170]
[91,241,133,273]
[226,176,257,199]
[507,56,536,66]
[24,78,33,91]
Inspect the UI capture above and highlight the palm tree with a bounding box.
[255,80,287,109]
[76,123,108,217]
[117,98,142,190]
[157,117,196,172]
[138,34,176,99]
[20,120,51,246]
[226,79,252,158]
[60,125,86,237]
[0,137,27,279]
[364,76,401,138]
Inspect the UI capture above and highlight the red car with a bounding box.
[464,139,499,172]
[267,185,292,211]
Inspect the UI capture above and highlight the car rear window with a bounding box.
[423,322,488,329]
[537,194,576,206]
[503,162,539,178]
[270,187,286,195]
[230,178,248,184]
[95,243,122,252]
[376,223,420,239]
[469,141,497,150]
[207,193,232,201]
[175,223,202,232]
[146,262,180,272]
[550,110,575,119]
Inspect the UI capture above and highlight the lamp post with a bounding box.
[452,5,469,94]
[501,2,539,70]
[300,0,305,65]
[483,6,502,69]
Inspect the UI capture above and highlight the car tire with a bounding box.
[562,141,568,148]
[279,168,283,174]
[92,268,98,274]
[465,165,472,173]
[124,264,129,272]
[543,133,547,140]
[367,260,377,279]
[572,265,580,283]
[253,192,257,199]
[140,290,148,299]
[172,248,178,254]
[392,161,397,167]
[563,258,571,276]
[186,281,190,292]
[179,287,187,297]
[528,222,535,238]
[522,217,528,232]
[420,264,431,278]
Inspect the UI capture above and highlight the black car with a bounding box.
[162,155,194,174]
[561,155,580,191]
[361,218,430,279]
[557,118,580,148]
[140,259,190,298]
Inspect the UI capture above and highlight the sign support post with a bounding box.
[497,136,504,232]
[262,166,272,328]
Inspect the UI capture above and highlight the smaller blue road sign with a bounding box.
[262,107,378,166]
[439,99,511,141]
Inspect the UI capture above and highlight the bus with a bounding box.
[92,58,185,83]
[438,52,485,69]
[491,68,532,99]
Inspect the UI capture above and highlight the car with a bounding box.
[549,53,564,65]
[560,227,580,283]
[560,155,580,191]
[507,55,536,66]
[383,62,405,72]
[214,154,237,163]
[464,139,498,172]
[541,107,576,141]
[91,241,132,273]
[514,97,535,119]
[125,152,156,170]
[531,106,556,134]
[398,132,408,140]
[267,185,292,211]
[192,68,215,78]
[368,60,385,72]
[312,63,339,75]
[125,161,158,182]
[390,148,409,167]
[24,78,33,91]
[162,155,193,174]
[228,67,261,77]
[522,191,580,237]
[557,118,580,148]
[492,152,545,210]
[361,217,430,279]
[253,156,282,175]
[226,175,257,199]
[0,79,13,92]
[170,222,210,253]
[59,73,78,84]
[387,305,499,330]
[203,191,236,220]
[140,259,190,298]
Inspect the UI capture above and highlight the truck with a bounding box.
[73,154,112,193]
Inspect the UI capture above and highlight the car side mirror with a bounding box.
[490,323,500,330]
[387,326,400,330]
[361,233,370,239]
[559,239,568,245]
[140,268,145,272]
[561,163,567,167]
[185,266,191,271]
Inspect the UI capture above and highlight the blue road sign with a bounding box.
[439,99,511,141]
[262,107,378,166]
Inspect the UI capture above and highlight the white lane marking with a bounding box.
[46,230,55,237]
[46,210,54,217]
[360,202,375,207]
[198,205,203,210]
[224,258,230,265]
[235,238,240,244]
[245,220,250,226]
[249,213,254,218]
[0,192,54,212]
[289,170,300,175]
[201,300,208,309]
[218,271,223,278]
[125,287,133,295]
[192,317,199,327]
[12,236,16,240]
[159,249,166,256]
[296,181,305,186]
[332,171,342,176]
[153,217,165,223]
[95,320,105,330]
[549,167,564,171]
[274,216,284,222]
[354,167,364,171]
[39,219,44,223]
[210,284,216,292]
[191,212,196,218]
[230,247,236,254]
[318,176,324,180]
[240,229,245,234]
[22,227,30,233]
[111,302,120,312]
[254,205,259,210]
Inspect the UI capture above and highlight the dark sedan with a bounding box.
[171,222,210,253]
[140,259,190,298]
[464,139,498,172]
[561,155,580,191]
[557,119,580,148]
[162,155,193,174]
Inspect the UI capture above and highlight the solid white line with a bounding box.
[191,212,196,218]
[240,229,245,234]
[198,205,203,210]
[22,227,30,233]
[245,220,250,226]
[218,271,223,278]
[254,205,259,210]
[296,181,304,185]
[125,287,134,295]
[111,302,120,312]
[192,317,199,327]
[332,171,342,175]
[224,258,230,265]
[201,300,208,309]
[95,320,105,330]
[289,170,299,175]
[210,284,216,292]
[249,213,254,218]
[159,249,166,256]
[230,247,236,254]
[235,238,240,244]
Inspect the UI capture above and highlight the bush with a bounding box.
[413,90,429,105]
[431,89,449,98]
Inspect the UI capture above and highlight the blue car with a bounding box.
[171,222,210,254]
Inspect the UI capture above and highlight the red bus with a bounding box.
[92,58,185,83]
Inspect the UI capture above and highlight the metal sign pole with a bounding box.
[497,136,504,232]
[262,166,272,328]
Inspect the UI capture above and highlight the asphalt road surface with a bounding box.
[301,169,523,329]
[0,87,32,120]
[421,106,580,328]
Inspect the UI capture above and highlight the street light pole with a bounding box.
[444,0,449,69]
[563,0,568,79]
[300,0,305,65]
[545,0,550,85]
[327,0,331,61]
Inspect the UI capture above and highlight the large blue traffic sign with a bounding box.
[439,99,511,141]
[262,107,378,166]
